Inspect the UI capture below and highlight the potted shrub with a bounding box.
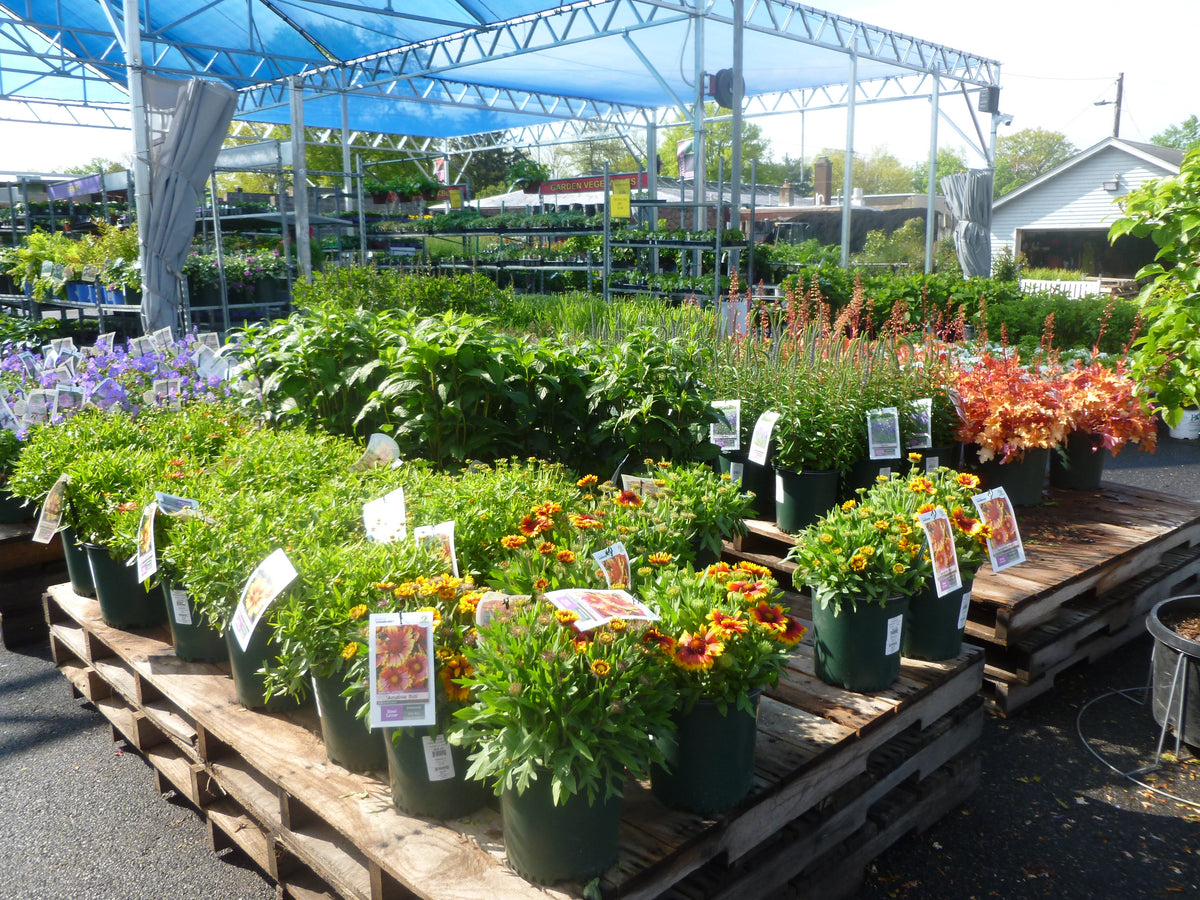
[638,560,804,813]
[452,593,676,885]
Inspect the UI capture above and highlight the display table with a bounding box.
[43,582,982,900]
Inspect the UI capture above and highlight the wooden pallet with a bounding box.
[43,582,983,900]
[724,483,1200,718]
[0,520,66,648]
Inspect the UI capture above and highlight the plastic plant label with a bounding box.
[414,521,458,577]
[350,432,400,472]
[169,588,192,626]
[917,507,961,597]
[369,611,436,729]
[972,487,1026,572]
[149,326,174,351]
[544,588,658,631]
[747,410,780,466]
[867,407,901,460]
[94,332,115,354]
[364,487,408,543]
[311,676,324,719]
[230,548,298,651]
[775,473,785,503]
[135,502,158,583]
[87,378,124,411]
[728,461,744,485]
[154,491,200,517]
[0,397,19,432]
[925,456,939,473]
[53,386,85,418]
[128,336,155,358]
[197,332,221,352]
[593,542,631,589]
[710,399,742,451]
[958,591,972,630]
[885,614,903,656]
[620,474,663,498]
[22,390,53,429]
[32,473,70,544]
[422,735,455,782]
[906,398,933,449]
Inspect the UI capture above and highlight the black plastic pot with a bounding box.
[651,693,759,814]
[812,594,910,693]
[774,468,839,535]
[161,578,227,662]
[61,526,95,597]
[313,670,388,774]
[718,449,774,521]
[384,726,489,819]
[1049,433,1106,491]
[85,543,165,628]
[902,579,973,661]
[1147,595,1200,748]
[978,447,1048,507]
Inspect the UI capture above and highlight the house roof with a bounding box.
[993,136,1183,209]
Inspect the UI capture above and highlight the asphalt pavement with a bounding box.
[2,431,1199,900]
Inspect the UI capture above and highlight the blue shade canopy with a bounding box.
[0,1,1000,139]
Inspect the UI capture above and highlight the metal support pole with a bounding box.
[99,168,110,223]
[356,154,368,263]
[693,0,706,233]
[290,77,312,282]
[340,91,354,214]
[730,0,744,220]
[840,52,858,269]
[277,143,292,297]
[124,0,151,311]
[748,160,757,290]
[602,163,611,303]
[925,77,940,275]
[6,184,16,246]
[209,174,231,333]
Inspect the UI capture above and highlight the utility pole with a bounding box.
[1112,72,1124,138]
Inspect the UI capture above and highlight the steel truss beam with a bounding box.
[0,94,128,127]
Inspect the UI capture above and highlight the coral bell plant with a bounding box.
[1054,358,1157,456]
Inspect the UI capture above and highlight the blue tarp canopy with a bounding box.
[0,1,1000,139]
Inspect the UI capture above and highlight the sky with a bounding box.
[1,0,1198,175]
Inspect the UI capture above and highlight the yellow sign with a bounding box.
[610,178,631,218]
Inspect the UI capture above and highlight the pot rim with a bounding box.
[1147,595,1200,658]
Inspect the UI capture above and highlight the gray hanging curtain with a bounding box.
[939,168,994,279]
[140,76,237,335]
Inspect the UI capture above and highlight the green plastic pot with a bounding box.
[651,693,759,814]
[161,578,227,663]
[61,526,95,597]
[85,543,165,628]
[718,450,774,521]
[224,625,305,713]
[774,468,839,535]
[902,578,974,661]
[0,489,30,524]
[384,726,489,818]
[501,775,623,885]
[1049,433,1106,491]
[313,670,388,773]
[842,455,903,500]
[979,447,1047,507]
[812,594,910,693]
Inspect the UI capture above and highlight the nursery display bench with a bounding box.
[726,482,1200,718]
[43,581,983,900]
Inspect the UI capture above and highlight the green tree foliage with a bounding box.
[550,128,640,177]
[659,104,771,181]
[993,128,1076,196]
[810,148,918,197]
[1151,115,1200,152]
[62,157,127,175]
[909,147,970,194]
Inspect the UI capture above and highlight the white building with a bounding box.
[990,137,1183,278]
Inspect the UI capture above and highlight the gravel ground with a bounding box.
[2,432,1198,900]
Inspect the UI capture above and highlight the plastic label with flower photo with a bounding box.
[972,487,1026,572]
[543,587,659,631]
[368,609,436,728]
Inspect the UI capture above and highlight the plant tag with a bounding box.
[350,433,400,471]
[972,487,1026,572]
[230,548,298,651]
[620,474,663,498]
[32,473,70,544]
[149,326,174,351]
[82,265,99,283]
[925,456,939,473]
[364,487,407,543]
[747,410,780,466]
[422,735,455,782]
[311,675,324,719]
[86,378,124,411]
[169,588,192,626]
[885,614,903,656]
[867,407,901,460]
[50,337,76,357]
[21,389,53,429]
[18,352,39,378]
[729,461,744,484]
[0,396,19,432]
[197,332,221,352]
[958,591,972,630]
[154,491,200,517]
[53,386,84,418]
[95,332,115,354]
[369,611,436,729]
[906,398,933,449]
[593,542,631,589]
[128,336,155,358]
[710,399,741,450]
[136,502,158,583]
[775,473,785,503]
[878,467,891,480]
[917,508,961,597]
[414,520,458,577]
[151,378,182,409]
[544,588,658,631]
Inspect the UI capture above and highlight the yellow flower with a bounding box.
[849,554,867,571]
[341,642,360,660]
[908,452,923,463]
[819,533,834,544]
[348,604,368,620]
[842,499,857,510]
[591,659,612,677]
[892,563,907,575]
[648,551,673,565]
[874,520,890,531]
[555,609,579,625]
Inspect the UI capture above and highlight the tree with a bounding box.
[993,128,1076,196]
[658,104,771,181]
[1151,115,1200,152]
[550,130,640,177]
[909,147,969,193]
[63,157,128,175]
[811,147,915,196]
